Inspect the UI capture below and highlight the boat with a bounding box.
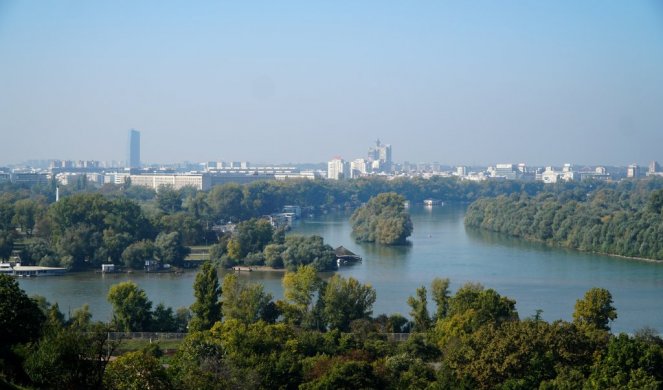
[0,263,67,277]
[423,199,444,206]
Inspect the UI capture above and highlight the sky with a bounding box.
[1,1,662,166]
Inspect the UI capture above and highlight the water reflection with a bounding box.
[16,205,663,333]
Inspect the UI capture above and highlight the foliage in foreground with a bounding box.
[2,265,663,389]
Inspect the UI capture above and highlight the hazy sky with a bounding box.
[1,1,662,166]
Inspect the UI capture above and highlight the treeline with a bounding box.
[0,177,604,270]
[2,266,663,389]
[210,218,337,271]
[465,178,663,260]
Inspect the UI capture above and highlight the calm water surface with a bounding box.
[18,205,663,333]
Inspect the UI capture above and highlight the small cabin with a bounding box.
[101,264,116,273]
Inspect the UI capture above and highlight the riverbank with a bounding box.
[231,266,287,273]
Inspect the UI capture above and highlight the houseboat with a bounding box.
[0,263,67,277]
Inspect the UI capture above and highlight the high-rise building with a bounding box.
[627,163,639,178]
[649,161,660,174]
[127,129,141,169]
[350,159,368,178]
[367,139,392,172]
[327,157,348,180]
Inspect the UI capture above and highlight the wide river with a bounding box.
[18,205,663,333]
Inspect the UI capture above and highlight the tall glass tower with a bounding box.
[127,129,140,168]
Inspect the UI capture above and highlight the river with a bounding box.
[18,204,663,333]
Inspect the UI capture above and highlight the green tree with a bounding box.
[0,274,45,350]
[408,286,432,332]
[431,277,451,320]
[121,239,156,269]
[301,360,382,390]
[281,235,336,271]
[0,230,15,260]
[585,333,663,389]
[189,261,222,331]
[68,304,93,330]
[222,273,276,324]
[151,303,179,332]
[156,185,183,213]
[282,265,321,326]
[155,231,190,266]
[104,350,171,390]
[19,238,54,265]
[107,281,153,332]
[12,198,44,235]
[322,275,376,331]
[24,325,113,389]
[230,218,274,260]
[573,287,617,331]
[207,183,246,223]
[264,243,285,268]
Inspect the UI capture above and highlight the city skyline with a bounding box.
[1,2,662,166]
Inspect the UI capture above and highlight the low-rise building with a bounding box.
[130,173,212,191]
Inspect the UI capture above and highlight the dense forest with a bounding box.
[0,176,554,271]
[465,178,663,260]
[2,266,663,389]
[351,192,413,245]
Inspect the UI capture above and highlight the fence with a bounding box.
[106,331,412,342]
[106,332,187,341]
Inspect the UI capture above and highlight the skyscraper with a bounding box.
[127,129,140,169]
[327,157,348,180]
[367,139,392,172]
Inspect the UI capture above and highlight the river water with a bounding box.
[18,205,663,333]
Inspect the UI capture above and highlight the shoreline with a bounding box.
[468,226,663,264]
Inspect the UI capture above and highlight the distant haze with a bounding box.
[1,1,662,166]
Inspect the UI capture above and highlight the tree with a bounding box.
[282,265,321,326]
[155,231,190,266]
[150,303,179,332]
[0,274,45,348]
[447,283,519,329]
[104,350,171,389]
[19,238,54,265]
[281,235,336,271]
[222,273,276,324]
[431,277,451,320]
[24,325,112,389]
[68,304,92,330]
[189,261,222,331]
[0,230,15,260]
[107,281,153,332]
[408,286,432,332]
[121,239,156,269]
[156,185,182,213]
[207,183,246,223]
[573,287,617,331]
[301,360,382,390]
[264,243,285,268]
[322,275,376,331]
[12,198,44,235]
[56,225,102,269]
[350,192,412,245]
[230,218,274,260]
